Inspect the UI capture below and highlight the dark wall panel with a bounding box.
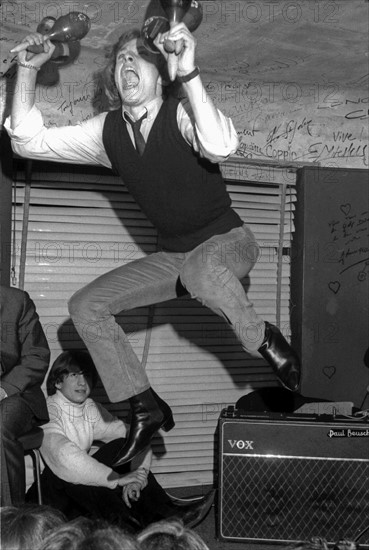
[292,166,369,409]
[0,131,13,287]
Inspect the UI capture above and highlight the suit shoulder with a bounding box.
[0,285,30,308]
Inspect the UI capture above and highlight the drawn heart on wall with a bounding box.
[328,281,341,294]
[340,204,351,216]
[323,366,336,379]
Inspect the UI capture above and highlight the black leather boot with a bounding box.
[113,388,174,467]
[150,388,174,429]
[258,321,301,392]
[165,489,216,528]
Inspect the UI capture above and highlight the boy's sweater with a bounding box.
[40,390,127,489]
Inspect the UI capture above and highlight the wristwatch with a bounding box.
[176,66,200,83]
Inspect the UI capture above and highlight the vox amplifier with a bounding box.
[218,408,369,545]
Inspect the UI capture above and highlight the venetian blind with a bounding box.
[11,157,297,489]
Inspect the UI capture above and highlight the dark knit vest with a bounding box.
[102,96,242,252]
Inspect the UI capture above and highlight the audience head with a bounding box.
[46,351,98,397]
[0,505,65,550]
[38,518,139,550]
[75,525,139,550]
[137,519,210,550]
[38,516,95,550]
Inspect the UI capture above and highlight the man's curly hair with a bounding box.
[101,28,170,109]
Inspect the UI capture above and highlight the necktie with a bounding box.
[126,111,148,155]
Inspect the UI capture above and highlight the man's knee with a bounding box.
[1,417,31,443]
[180,258,213,300]
[0,398,32,439]
[68,287,98,320]
[1,420,14,442]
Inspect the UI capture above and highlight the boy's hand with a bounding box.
[122,482,141,507]
[116,468,147,488]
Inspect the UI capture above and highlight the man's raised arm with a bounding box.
[9,34,55,130]
[6,34,110,167]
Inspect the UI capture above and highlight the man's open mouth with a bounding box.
[122,67,139,89]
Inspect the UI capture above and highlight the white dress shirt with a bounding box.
[5,97,239,166]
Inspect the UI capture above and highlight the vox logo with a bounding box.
[228,439,254,450]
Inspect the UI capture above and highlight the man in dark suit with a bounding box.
[0,285,50,506]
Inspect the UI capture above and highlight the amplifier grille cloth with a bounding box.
[221,455,369,542]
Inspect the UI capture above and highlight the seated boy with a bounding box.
[27,351,214,531]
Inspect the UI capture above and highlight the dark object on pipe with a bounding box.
[27,11,90,62]
[142,0,202,54]
[160,0,192,81]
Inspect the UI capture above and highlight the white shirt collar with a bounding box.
[122,96,163,123]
